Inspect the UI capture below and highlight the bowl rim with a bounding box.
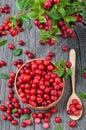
[14,58,65,110]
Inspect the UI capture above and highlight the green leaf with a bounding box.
[39,16,46,23]
[63,72,69,79]
[22,0,29,9]
[55,62,61,68]
[58,68,64,77]
[66,68,72,76]
[82,9,86,21]
[12,108,18,113]
[13,49,23,57]
[64,16,76,22]
[0,73,9,80]
[16,0,23,11]
[0,40,7,47]
[52,70,57,74]
[56,124,62,130]
[22,114,30,120]
[58,7,65,17]
[82,68,86,73]
[20,14,30,22]
[46,6,62,20]
[60,60,66,67]
[51,36,58,41]
[35,0,40,5]
[78,91,86,99]
[28,11,37,19]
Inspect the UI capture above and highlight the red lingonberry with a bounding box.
[62,46,69,52]
[69,120,77,127]
[8,43,15,50]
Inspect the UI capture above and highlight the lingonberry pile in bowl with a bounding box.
[14,59,64,110]
[67,99,82,116]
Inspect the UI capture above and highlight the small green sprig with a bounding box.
[52,60,72,79]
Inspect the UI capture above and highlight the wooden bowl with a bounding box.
[14,59,65,110]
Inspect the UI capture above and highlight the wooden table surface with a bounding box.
[0,0,86,130]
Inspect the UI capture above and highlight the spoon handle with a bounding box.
[69,49,76,94]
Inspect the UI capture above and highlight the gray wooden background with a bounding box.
[0,0,86,130]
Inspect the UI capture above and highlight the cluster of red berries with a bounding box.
[0,4,10,14]
[72,14,83,24]
[58,20,75,38]
[34,14,51,31]
[0,91,32,126]
[0,60,6,67]
[67,99,82,116]
[0,17,23,37]
[7,72,16,88]
[0,25,7,37]
[24,50,34,59]
[43,0,59,10]
[13,59,23,69]
[16,59,64,107]
[34,14,56,46]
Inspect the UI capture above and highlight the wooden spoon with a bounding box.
[67,49,83,120]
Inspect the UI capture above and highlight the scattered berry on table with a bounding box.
[62,46,69,52]
[69,120,77,127]
[8,43,15,50]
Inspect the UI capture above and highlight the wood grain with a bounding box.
[0,0,86,130]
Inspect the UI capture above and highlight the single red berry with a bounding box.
[32,113,38,119]
[69,120,77,127]
[83,72,86,78]
[21,122,26,127]
[7,115,13,121]
[8,43,15,50]
[35,118,41,124]
[11,119,18,125]
[72,99,79,105]
[53,0,60,4]
[55,117,61,123]
[62,46,68,52]
[18,40,25,46]
[43,123,50,129]
[66,61,72,68]
[25,119,32,126]
[2,115,7,120]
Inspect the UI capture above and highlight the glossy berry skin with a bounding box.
[21,122,26,127]
[11,119,18,125]
[2,115,7,120]
[8,43,15,50]
[55,117,61,123]
[32,113,38,119]
[18,40,25,46]
[66,61,72,68]
[69,120,77,127]
[83,72,86,78]
[25,119,32,126]
[35,118,41,124]
[62,46,68,52]
[43,123,50,129]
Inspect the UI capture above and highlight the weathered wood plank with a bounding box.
[0,0,86,130]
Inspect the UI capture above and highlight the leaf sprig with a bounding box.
[9,0,86,44]
[78,91,86,99]
[53,60,72,79]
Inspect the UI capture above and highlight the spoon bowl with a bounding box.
[67,92,83,120]
[67,49,83,120]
